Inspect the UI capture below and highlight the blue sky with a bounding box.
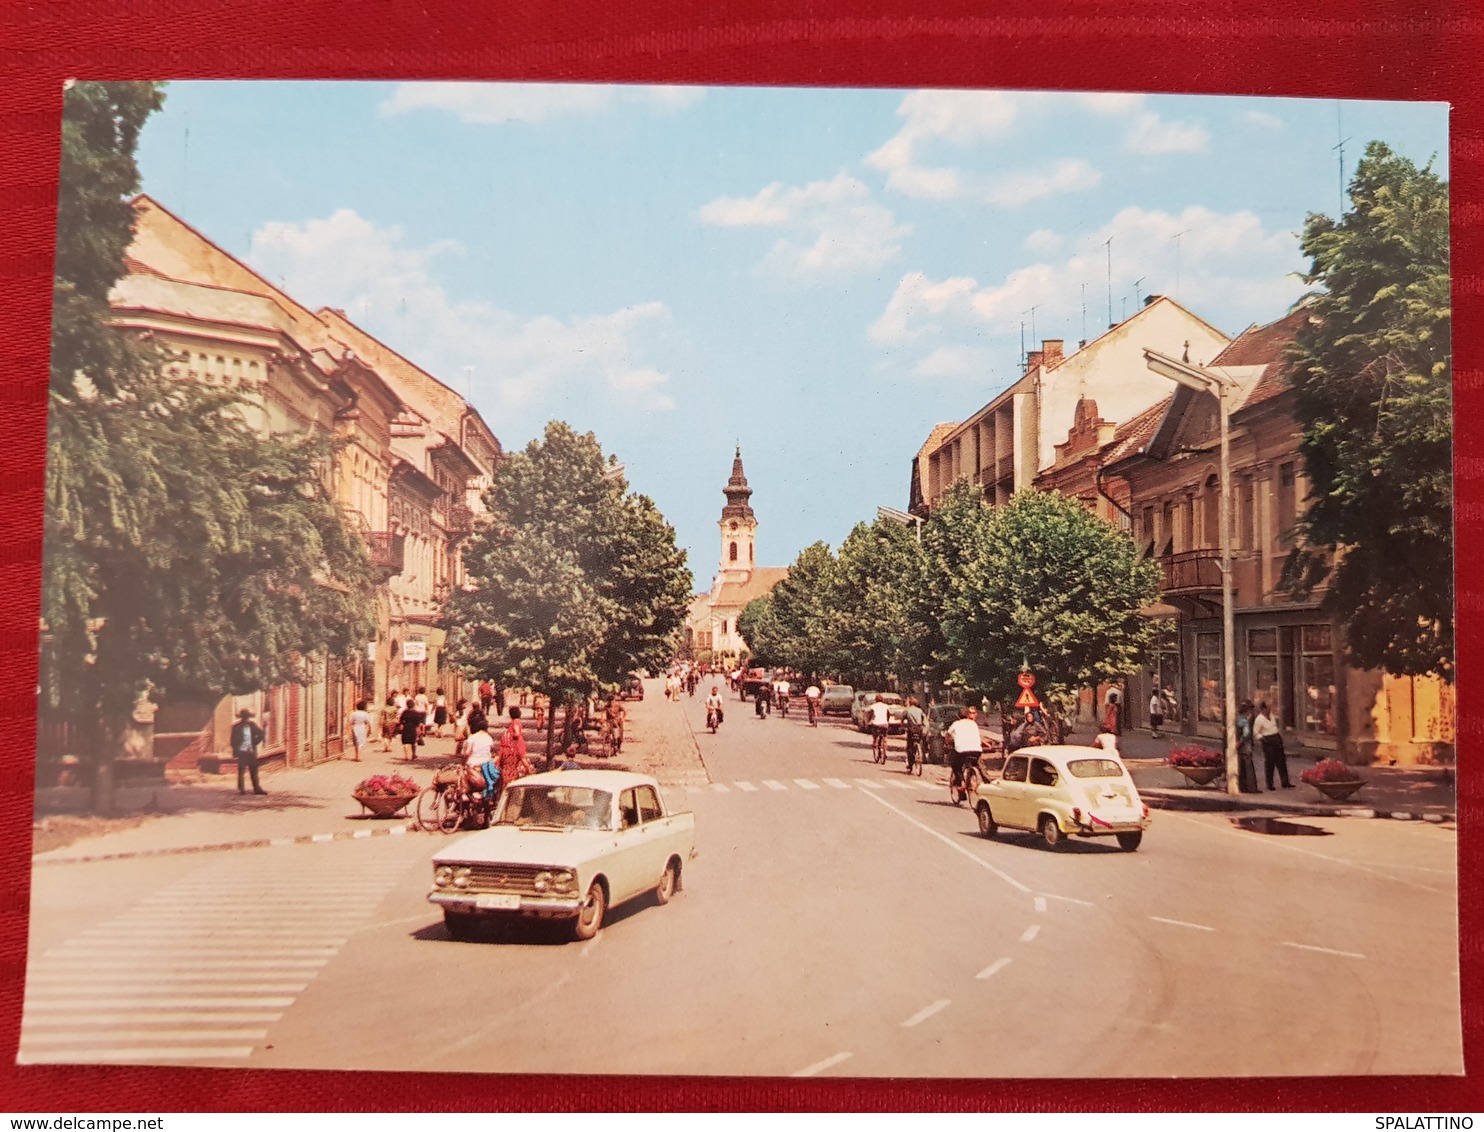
[133,82,1448,587]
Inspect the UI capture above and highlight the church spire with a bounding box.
[721,444,755,522]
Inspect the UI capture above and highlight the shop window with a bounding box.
[1300,624,1337,735]
[1196,632,1224,723]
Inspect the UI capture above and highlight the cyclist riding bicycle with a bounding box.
[603,695,627,757]
[868,694,892,761]
[462,719,501,802]
[773,676,791,717]
[705,685,725,731]
[901,695,926,771]
[804,683,821,725]
[946,705,985,799]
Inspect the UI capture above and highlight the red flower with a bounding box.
[1169,746,1224,768]
[1300,758,1360,785]
[355,773,419,796]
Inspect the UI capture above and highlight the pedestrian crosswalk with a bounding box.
[709,776,939,795]
[19,837,415,1066]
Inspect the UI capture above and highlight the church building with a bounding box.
[685,447,789,664]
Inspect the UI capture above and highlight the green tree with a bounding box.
[765,541,840,679]
[932,488,1164,704]
[42,81,378,810]
[1286,140,1453,680]
[445,422,692,751]
[737,593,787,667]
[824,519,932,686]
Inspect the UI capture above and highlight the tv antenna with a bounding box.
[1103,236,1114,327]
[1173,230,1190,299]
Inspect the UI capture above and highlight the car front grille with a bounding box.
[465,863,544,896]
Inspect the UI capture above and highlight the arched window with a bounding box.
[729,541,738,562]
[1203,474,1220,548]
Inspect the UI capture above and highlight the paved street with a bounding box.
[21,681,1461,1077]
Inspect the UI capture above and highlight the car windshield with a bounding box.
[496,785,613,830]
[1067,758,1125,779]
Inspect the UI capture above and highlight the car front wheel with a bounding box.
[1039,814,1063,850]
[975,802,997,839]
[1116,831,1143,852]
[573,880,606,940]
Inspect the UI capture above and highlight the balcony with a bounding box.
[996,454,1014,482]
[366,531,406,578]
[445,504,475,536]
[1160,548,1221,595]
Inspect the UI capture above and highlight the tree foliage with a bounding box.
[445,421,692,699]
[1286,141,1453,680]
[43,81,377,751]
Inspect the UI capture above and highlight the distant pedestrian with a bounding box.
[494,685,506,717]
[380,694,400,752]
[1148,690,1165,738]
[433,689,449,736]
[1255,701,1290,788]
[399,699,426,762]
[230,709,267,795]
[1102,690,1122,737]
[347,700,372,762]
[1236,700,1260,793]
[478,679,494,713]
[498,707,535,784]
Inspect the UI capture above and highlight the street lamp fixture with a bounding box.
[1143,347,1239,797]
[876,504,923,543]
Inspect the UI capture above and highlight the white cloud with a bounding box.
[867,89,1022,199]
[1077,92,1146,116]
[247,209,677,412]
[379,82,703,124]
[1242,109,1284,130]
[984,158,1102,206]
[700,173,910,277]
[912,345,988,379]
[869,205,1305,349]
[1126,110,1210,154]
[1024,229,1063,254]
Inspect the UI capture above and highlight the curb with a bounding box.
[1140,788,1454,824]
[34,819,421,867]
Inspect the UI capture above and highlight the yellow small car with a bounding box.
[974,745,1151,851]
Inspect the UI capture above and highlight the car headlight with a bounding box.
[549,870,576,894]
[452,867,472,889]
[434,865,453,887]
[533,871,551,893]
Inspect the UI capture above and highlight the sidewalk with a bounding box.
[32,679,712,865]
[1068,725,1457,823]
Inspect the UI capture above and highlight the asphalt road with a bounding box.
[21,689,1462,1077]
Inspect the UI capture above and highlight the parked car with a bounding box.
[619,675,645,701]
[850,691,906,733]
[819,684,854,715]
[973,745,1150,851]
[739,668,773,701]
[428,770,696,941]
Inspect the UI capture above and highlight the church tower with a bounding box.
[718,444,757,581]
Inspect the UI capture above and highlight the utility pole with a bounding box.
[1104,236,1114,327]
[1173,230,1189,300]
[1333,102,1351,216]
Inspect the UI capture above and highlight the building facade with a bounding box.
[103,197,502,770]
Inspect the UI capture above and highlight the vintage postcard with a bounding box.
[24,80,1457,1079]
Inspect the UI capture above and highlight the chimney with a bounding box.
[1027,350,1043,372]
[1143,293,1162,307]
[1042,339,1064,366]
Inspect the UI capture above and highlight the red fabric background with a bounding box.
[0,0,1477,1113]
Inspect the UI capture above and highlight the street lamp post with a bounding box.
[1143,348,1239,796]
[876,504,923,543]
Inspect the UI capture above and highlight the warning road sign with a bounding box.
[1015,688,1040,709]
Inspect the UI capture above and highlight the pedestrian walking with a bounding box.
[1236,699,1261,793]
[398,699,426,762]
[498,707,535,784]
[380,693,400,752]
[347,699,372,761]
[1101,690,1122,737]
[433,689,449,737]
[478,679,493,714]
[494,685,506,717]
[1254,701,1291,788]
[230,709,267,795]
[1149,689,1165,738]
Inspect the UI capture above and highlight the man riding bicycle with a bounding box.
[804,682,821,725]
[901,695,926,771]
[946,705,984,797]
[773,675,791,717]
[868,694,892,760]
[705,685,725,730]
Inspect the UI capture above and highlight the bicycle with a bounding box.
[706,705,721,733]
[904,727,924,775]
[418,761,495,832]
[777,694,789,719]
[871,725,888,765]
[806,698,818,727]
[602,719,624,759]
[949,752,983,806]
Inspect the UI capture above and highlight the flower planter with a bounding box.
[353,791,417,818]
[1173,765,1224,787]
[1309,779,1363,802]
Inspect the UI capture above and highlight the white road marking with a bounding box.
[793,779,821,790]
[311,834,334,843]
[352,830,373,839]
[19,1046,255,1063]
[1039,892,1095,907]
[736,781,759,792]
[22,1012,282,1026]
[28,974,311,991]
[902,999,951,1027]
[26,996,298,1011]
[823,778,851,789]
[855,788,1030,894]
[882,780,915,791]
[853,779,885,790]
[22,1029,270,1044]
[1283,941,1366,959]
[762,779,787,791]
[976,958,1013,980]
[793,1051,853,1077]
[1019,925,1040,943]
[47,946,339,959]
[911,780,939,791]
[1034,897,1047,913]
[1150,916,1215,932]
[710,783,730,792]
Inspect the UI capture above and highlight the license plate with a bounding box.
[475,893,520,910]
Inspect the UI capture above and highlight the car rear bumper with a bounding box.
[429,892,582,918]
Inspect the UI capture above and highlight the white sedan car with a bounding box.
[429,770,696,941]
[974,745,1151,851]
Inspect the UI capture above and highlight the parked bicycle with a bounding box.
[416,761,496,833]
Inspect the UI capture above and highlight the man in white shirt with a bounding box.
[804,683,822,724]
[1253,702,1290,788]
[463,719,498,797]
[704,685,725,730]
[945,706,985,795]
[868,695,892,756]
